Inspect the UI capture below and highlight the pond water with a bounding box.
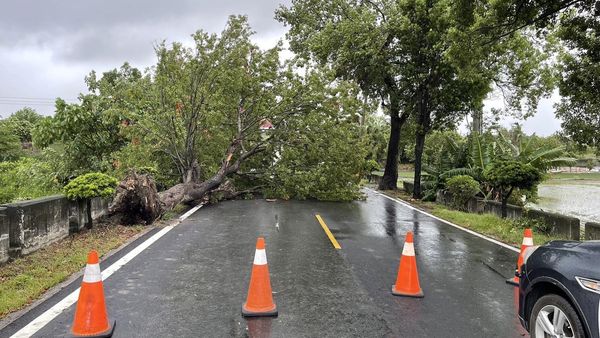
[529,181,600,225]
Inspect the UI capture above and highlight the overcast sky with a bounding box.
[0,0,561,136]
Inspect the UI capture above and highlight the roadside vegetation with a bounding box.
[0,223,145,319]
[2,17,374,223]
[383,190,562,248]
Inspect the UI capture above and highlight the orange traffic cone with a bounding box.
[507,228,533,286]
[392,232,424,298]
[242,237,278,317]
[70,250,115,337]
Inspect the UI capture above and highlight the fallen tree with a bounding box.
[157,139,263,211]
[109,172,163,225]
[41,17,371,225]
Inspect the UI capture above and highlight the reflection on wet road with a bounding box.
[319,189,529,337]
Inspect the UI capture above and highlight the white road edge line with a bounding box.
[11,205,203,338]
[179,204,203,222]
[369,189,519,253]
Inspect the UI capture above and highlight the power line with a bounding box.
[0,102,57,106]
[0,96,77,101]
[0,96,78,107]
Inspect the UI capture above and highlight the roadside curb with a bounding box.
[369,188,520,253]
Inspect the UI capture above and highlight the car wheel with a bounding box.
[529,294,585,338]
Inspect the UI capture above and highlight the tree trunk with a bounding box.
[500,187,513,219]
[111,139,263,225]
[183,159,200,184]
[412,88,430,199]
[379,80,408,191]
[379,113,401,190]
[472,108,483,135]
[160,141,259,210]
[413,130,426,199]
[109,172,163,225]
[110,170,234,226]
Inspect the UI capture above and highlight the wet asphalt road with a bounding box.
[2,189,528,337]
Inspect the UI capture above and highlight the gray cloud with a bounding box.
[1,0,291,64]
[0,1,291,116]
[0,0,561,136]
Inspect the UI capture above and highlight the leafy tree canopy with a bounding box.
[277,0,555,196]
[555,1,600,153]
[0,157,62,203]
[485,160,542,191]
[0,121,22,161]
[3,107,43,143]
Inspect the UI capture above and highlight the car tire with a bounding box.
[529,294,585,338]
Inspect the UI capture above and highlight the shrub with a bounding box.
[506,186,539,206]
[484,159,542,218]
[64,173,118,200]
[484,160,542,190]
[446,175,480,211]
[511,217,553,235]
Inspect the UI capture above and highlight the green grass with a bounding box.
[429,206,561,247]
[0,224,145,318]
[547,172,600,181]
[397,171,414,180]
[382,190,562,248]
[543,172,600,187]
[369,170,415,185]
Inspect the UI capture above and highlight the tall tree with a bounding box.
[33,66,138,176]
[554,1,600,153]
[5,107,42,144]
[277,0,555,197]
[276,0,412,190]
[0,121,22,161]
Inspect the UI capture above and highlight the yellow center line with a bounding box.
[315,214,341,249]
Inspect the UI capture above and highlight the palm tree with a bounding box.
[426,132,575,204]
[495,132,576,171]
[421,134,471,200]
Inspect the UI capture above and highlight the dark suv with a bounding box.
[518,240,600,338]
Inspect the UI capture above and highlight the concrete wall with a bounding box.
[585,222,600,240]
[482,200,524,219]
[4,196,71,257]
[526,209,580,241]
[0,207,8,264]
[69,199,89,233]
[436,190,523,219]
[0,195,110,263]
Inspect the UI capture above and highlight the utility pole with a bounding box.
[472,109,483,135]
